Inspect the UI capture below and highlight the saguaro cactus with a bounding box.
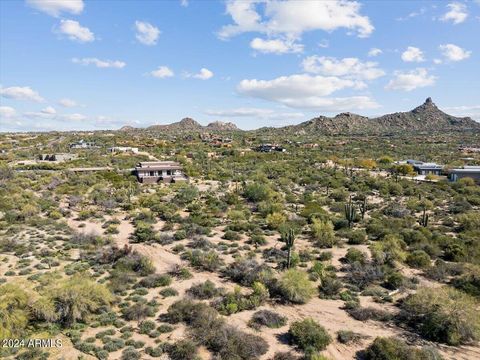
[419,207,429,227]
[345,196,356,228]
[281,228,296,269]
[358,197,367,220]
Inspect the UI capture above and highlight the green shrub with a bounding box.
[166,339,197,360]
[289,318,331,353]
[248,310,287,330]
[278,269,316,304]
[187,280,222,299]
[362,337,443,360]
[406,250,431,269]
[400,287,480,345]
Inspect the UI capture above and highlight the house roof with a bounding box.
[135,161,182,171]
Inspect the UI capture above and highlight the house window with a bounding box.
[150,171,154,176]
[167,170,172,175]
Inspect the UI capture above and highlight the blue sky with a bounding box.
[0,0,479,131]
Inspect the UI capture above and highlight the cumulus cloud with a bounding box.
[58,98,77,107]
[441,2,468,24]
[302,56,385,80]
[150,66,174,78]
[0,86,44,102]
[62,113,86,121]
[190,68,214,80]
[439,43,471,61]
[57,19,94,42]
[385,68,436,91]
[250,37,303,54]
[41,106,56,115]
[401,46,425,62]
[135,21,160,45]
[72,58,126,68]
[26,0,84,17]
[218,0,374,40]
[368,48,382,57]
[236,74,378,111]
[0,106,16,118]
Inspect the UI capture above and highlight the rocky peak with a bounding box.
[206,121,238,131]
[178,117,201,127]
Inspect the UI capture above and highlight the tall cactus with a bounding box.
[419,207,429,227]
[345,196,356,228]
[281,228,296,269]
[358,197,367,220]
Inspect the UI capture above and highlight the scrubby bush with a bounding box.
[248,310,287,330]
[278,269,316,304]
[406,250,431,269]
[310,219,336,248]
[166,339,198,360]
[400,287,480,345]
[289,318,331,353]
[336,330,364,344]
[137,274,172,288]
[187,280,222,299]
[361,337,443,360]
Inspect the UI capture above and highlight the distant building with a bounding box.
[402,159,444,175]
[70,140,99,149]
[448,166,480,183]
[38,153,78,162]
[134,161,188,184]
[255,144,286,153]
[108,146,139,154]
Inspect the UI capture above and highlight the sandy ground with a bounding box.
[61,209,480,360]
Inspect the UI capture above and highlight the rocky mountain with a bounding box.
[271,98,479,136]
[206,121,238,131]
[119,98,479,135]
[146,117,203,132]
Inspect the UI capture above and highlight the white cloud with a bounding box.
[368,48,382,57]
[238,74,361,99]
[150,66,174,78]
[72,57,126,68]
[41,106,56,115]
[401,46,425,62]
[135,21,160,46]
[250,37,303,54]
[318,39,329,48]
[302,56,385,80]
[0,86,44,102]
[218,0,373,39]
[193,68,214,80]
[180,0,189,7]
[58,98,77,107]
[57,19,94,43]
[0,106,16,118]
[433,58,443,64]
[441,2,468,24]
[396,7,426,21]
[439,43,471,61]
[236,73,377,111]
[62,113,87,121]
[26,0,84,17]
[385,68,436,91]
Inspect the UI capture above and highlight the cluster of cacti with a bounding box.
[419,207,429,227]
[281,228,296,269]
[345,196,356,228]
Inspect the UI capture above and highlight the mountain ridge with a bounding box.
[118,98,480,135]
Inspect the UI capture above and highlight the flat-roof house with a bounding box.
[70,140,99,149]
[448,166,480,183]
[108,146,139,154]
[412,162,444,176]
[255,144,286,153]
[134,161,188,184]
